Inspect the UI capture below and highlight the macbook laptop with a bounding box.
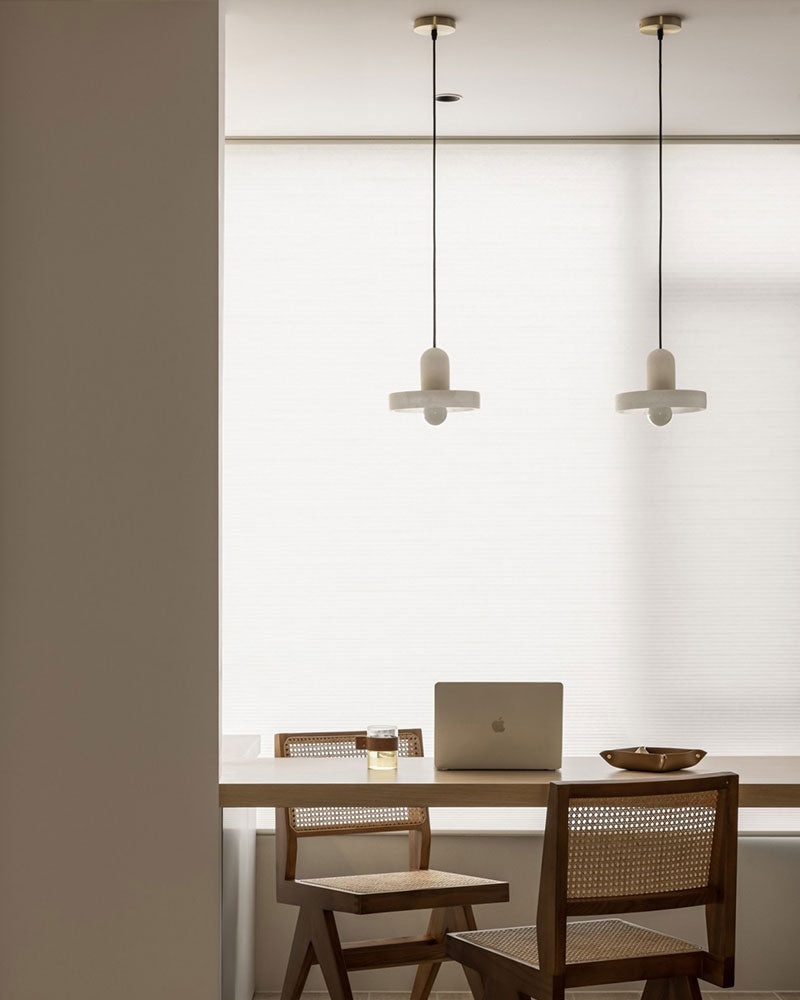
[434,681,563,770]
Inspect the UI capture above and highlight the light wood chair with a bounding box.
[274,729,510,1000]
[446,772,738,1000]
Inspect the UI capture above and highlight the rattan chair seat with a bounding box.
[299,868,504,896]
[449,918,702,968]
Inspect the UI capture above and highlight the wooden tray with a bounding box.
[600,746,706,772]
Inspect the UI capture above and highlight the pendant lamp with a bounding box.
[389,15,480,426]
[615,14,706,426]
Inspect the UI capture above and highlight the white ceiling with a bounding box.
[224,0,800,137]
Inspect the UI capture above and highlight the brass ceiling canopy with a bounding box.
[413,15,456,36]
[639,14,682,35]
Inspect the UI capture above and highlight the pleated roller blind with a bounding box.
[222,142,800,829]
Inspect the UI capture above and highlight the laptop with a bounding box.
[434,681,563,770]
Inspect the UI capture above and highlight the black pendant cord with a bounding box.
[657,25,663,351]
[431,26,438,349]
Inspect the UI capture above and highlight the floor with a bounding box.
[254,993,800,1000]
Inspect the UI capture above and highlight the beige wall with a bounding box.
[0,3,220,998]
[256,832,800,992]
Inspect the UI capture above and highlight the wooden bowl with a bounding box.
[600,746,707,773]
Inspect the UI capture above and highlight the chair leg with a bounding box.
[641,977,703,1000]
[279,909,314,1000]
[412,904,487,1000]
[308,909,353,1000]
[484,981,527,1000]
[410,907,450,1000]
[452,906,485,1000]
[460,904,478,931]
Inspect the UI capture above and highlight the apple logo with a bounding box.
[492,716,505,733]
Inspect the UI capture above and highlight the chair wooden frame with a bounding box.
[446,772,739,1000]
[274,729,510,1000]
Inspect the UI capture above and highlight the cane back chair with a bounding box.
[274,729,510,1000]
[447,772,738,1000]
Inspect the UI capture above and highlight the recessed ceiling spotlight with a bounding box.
[436,93,462,102]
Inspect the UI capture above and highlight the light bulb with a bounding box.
[424,406,447,425]
[647,406,672,427]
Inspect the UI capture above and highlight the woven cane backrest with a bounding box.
[566,786,719,902]
[277,729,427,835]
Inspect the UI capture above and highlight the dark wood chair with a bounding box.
[446,772,738,1000]
[274,728,510,1000]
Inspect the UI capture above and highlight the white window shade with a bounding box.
[222,141,800,829]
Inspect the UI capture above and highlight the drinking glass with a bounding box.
[366,725,399,770]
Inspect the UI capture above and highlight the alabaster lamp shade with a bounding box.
[389,347,480,425]
[616,348,706,426]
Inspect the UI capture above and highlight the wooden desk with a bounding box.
[219,755,800,809]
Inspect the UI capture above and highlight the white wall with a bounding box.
[223,809,257,1000]
[0,3,220,998]
[255,832,800,992]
